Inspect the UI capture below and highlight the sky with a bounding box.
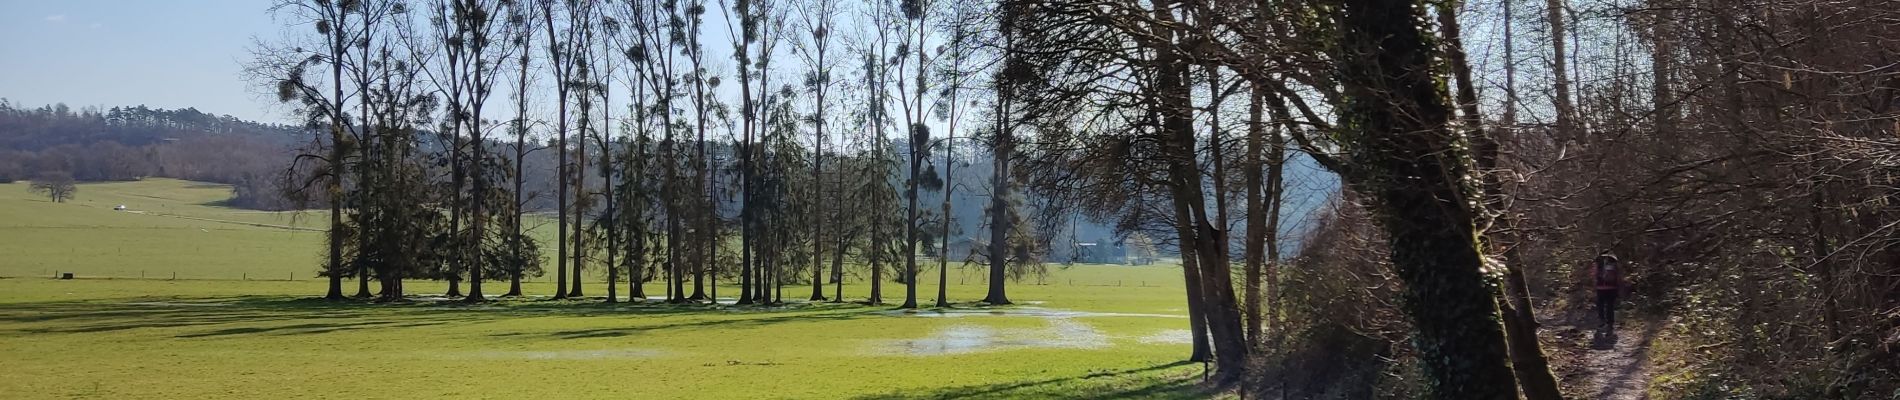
[0,0,289,123]
[0,0,787,127]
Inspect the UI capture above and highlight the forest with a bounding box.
[7,0,1893,398]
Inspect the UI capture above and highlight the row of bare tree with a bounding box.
[255,0,1899,396]
[257,0,1057,308]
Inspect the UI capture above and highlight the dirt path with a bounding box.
[1548,311,1664,400]
[1577,318,1662,400]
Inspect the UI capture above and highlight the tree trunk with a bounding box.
[447,130,465,300]
[870,229,884,305]
[689,86,709,302]
[984,111,1013,305]
[1545,0,1575,140]
[326,174,345,301]
[937,135,952,308]
[603,77,617,304]
[1172,203,1213,364]
[1263,113,1284,343]
[468,124,486,302]
[507,40,530,299]
[900,11,927,310]
[553,67,570,300]
[323,21,348,302]
[1331,0,1519,396]
[1156,38,1247,383]
[812,74,829,302]
[832,229,849,302]
[571,125,587,298]
[1450,1,1562,396]
[357,263,372,299]
[1244,79,1267,347]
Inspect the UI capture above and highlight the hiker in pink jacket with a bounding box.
[1590,252,1627,333]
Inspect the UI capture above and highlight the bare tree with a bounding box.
[30,171,76,203]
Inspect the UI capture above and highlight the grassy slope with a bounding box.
[0,179,1219,399]
[0,179,327,280]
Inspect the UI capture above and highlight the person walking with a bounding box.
[1590,252,1626,337]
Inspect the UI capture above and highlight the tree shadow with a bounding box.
[0,295,890,340]
[848,361,1212,400]
[172,320,448,338]
[1,299,471,337]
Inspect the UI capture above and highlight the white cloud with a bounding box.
[44,14,67,23]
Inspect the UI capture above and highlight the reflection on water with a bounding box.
[872,307,1183,319]
[879,318,1110,356]
[1138,329,1194,345]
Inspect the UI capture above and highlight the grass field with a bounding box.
[0,179,1220,399]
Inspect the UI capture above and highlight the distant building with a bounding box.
[1071,241,1128,265]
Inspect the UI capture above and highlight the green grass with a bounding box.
[0,179,1222,399]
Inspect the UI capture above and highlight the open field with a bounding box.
[1,179,1218,399]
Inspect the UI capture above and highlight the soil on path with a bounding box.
[1550,311,1665,400]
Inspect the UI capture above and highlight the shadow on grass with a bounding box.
[0,294,891,340]
[173,320,450,338]
[850,361,1213,400]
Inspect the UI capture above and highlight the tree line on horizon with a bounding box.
[0,102,310,209]
[247,0,1900,398]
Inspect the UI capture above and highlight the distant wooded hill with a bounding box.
[0,99,1335,257]
[0,101,306,209]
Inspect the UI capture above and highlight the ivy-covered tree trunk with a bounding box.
[1327,0,1517,397]
[1438,0,1563,397]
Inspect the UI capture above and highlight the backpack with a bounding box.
[1595,261,1620,288]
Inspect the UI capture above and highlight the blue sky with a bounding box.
[0,0,287,123]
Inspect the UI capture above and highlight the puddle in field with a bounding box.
[458,348,667,360]
[877,318,1110,356]
[1139,329,1196,345]
[872,306,1183,319]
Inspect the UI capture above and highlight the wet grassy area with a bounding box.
[1,179,1222,398]
[0,271,1217,399]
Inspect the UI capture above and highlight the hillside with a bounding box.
[0,179,322,280]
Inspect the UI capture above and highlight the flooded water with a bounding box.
[867,305,1186,355]
[1138,329,1195,345]
[879,318,1111,356]
[871,306,1183,319]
